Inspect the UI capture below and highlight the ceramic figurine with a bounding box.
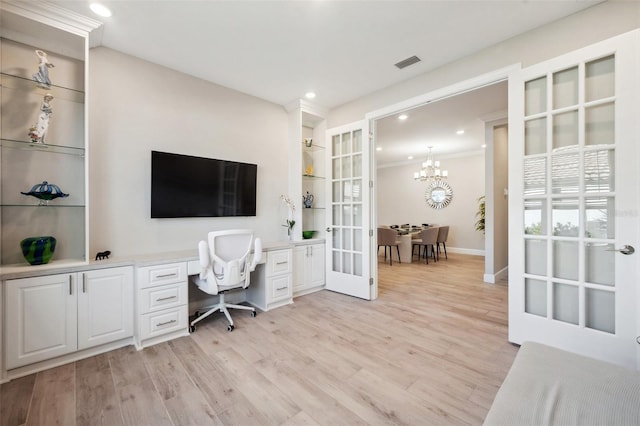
[304,138,313,147]
[32,50,55,89]
[303,191,314,208]
[305,164,313,176]
[28,93,53,143]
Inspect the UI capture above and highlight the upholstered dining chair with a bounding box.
[412,226,439,264]
[436,225,450,260]
[377,227,401,265]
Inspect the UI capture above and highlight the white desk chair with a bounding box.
[189,229,262,332]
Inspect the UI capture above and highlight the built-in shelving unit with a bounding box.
[0,2,101,268]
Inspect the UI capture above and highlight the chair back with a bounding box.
[377,227,398,245]
[197,229,262,295]
[436,226,449,243]
[419,226,439,245]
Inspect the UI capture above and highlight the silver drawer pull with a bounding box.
[156,273,177,278]
[157,319,177,327]
[156,295,177,302]
[276,286,288,291]
[275,261,288,265]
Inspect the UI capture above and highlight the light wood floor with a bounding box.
[1,253,517,426]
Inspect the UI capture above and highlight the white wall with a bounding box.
[88,48,289,257]
[328,1,640,128]
[377,152,485,252]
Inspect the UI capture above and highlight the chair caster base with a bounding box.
[189,325,196,333]
[227,324,234,332]
[250,310,257,317]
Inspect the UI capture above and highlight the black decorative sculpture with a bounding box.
[95,250,111,260]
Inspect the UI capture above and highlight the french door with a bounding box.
[324,121,372,299]
[508,30,640,369]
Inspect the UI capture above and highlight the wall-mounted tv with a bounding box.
[151,150,257,218]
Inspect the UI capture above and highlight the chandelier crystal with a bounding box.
[413,146,448,182]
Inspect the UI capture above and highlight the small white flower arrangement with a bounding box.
[280,195,296,237]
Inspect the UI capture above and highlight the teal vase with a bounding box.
[20,236,57,265]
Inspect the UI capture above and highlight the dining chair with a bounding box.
[436,225,449,260]
[377,227,401,265]
[412,226,439,264]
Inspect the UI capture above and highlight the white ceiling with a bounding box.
[375,81,508,167]
[47,0,601,110]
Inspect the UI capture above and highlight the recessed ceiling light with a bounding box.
[408,156,413,160]
[376,147,382,151]
[398,114,408,121]
[90,3,112,17]
[456,130,465,135]
[481,144,487,148]
[305,92,316,99]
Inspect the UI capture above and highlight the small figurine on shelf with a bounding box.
[95,250,111,260]
[21,180,69,205]
[28,93,53,143]
[305,164,313,176]
[32,49,55,89]
[303,191,314,208]
[304,138,313,147]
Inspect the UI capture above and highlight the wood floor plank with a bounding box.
[26,364,75,426]
[0,374,36,426]
[75,365,124,426]
[117,379,172,426]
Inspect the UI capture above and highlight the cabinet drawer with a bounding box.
[140,305,188,340]
[137,262,187,289]
[266,250,291,277]
[139,282,187,314]
[268,274,292,302]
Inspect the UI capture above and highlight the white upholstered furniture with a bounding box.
[484,341,640,425]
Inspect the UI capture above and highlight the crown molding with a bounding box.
[1,1,103,37]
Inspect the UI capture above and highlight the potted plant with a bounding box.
[475,195,485,235]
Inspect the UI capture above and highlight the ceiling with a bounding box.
[375,81,508,167]
[47,0,601,110]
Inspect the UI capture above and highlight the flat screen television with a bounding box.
[151,150,257,218]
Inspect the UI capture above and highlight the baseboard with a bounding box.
[448,247,485,256]
[484,266,508,284]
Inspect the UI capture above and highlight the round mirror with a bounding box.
[425,181,453,209]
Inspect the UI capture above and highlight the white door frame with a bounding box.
[365,64,520,291]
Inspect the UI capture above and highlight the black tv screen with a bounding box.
[151,151,257,218]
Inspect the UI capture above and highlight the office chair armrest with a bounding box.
[198,240,211,280]
[249,237,263,270]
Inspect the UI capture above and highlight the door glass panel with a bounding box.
[332,204,341,226]
[353,204,362,227]
[342,228,351,250]
[553,67,578,109]
[552,198,579,237]
[342,205,351,226]
[524,157,546,196]
[585,243,615,286]
[332,158,341,180]
[352,130,362,152]
[586,103,614,146]
[332,135,341,156]
[352,154,362,177]
[352,179,362,202]
[585,288,615,333]
[525,278,547,317]
[342,252,351,274]
[525,118,547,155]
[551,152,579,194]
[332,228,340,249]
[332,250,340,272]
[341,132,351,155]
[584,149,614,193]
[552,110,578,150]
[525,199,546,235]
[341,156,352,179]
[353,229,362,252]
[553,282,579,325]
[585,55,614,102]
[332,181,341,202]
[525,239,546,276]
[585,197,614,239]
[353,254,363,276]
[553,240,578,281]
[525,76,547,116]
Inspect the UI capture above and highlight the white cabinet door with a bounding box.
[78,267,134,350]
[292,246,307,294]
[309,243,325,288]
[6,274,77,369]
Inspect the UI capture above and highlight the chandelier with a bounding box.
[414,146,448,182]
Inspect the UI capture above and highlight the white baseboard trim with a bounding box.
[448,247,485,256]
[484,266,508,284]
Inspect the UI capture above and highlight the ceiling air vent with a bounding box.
[394,55,421,70]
